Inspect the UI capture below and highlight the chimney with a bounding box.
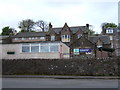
[86,24,89,31]
[83,24,89,39]
[49,22,52,28]
[49,22,52,31]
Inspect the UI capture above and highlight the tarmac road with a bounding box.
[2,78,119,88]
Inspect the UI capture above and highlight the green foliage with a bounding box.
[88,29,95,36]
[101,23,117,29]
[20,30,27,32]
[1,26,13,35]
[101,23,117,34]
[104,23,117,28]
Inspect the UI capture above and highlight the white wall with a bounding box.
[60,43,70,58]
[1,42,70,59]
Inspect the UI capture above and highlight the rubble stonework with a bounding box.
[2,58,119,76]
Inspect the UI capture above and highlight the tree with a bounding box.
[35,20,48,32]
[104,23,117,28]
[88,29,95,36]
[18,19,35,32]
[87,25,95,36]
[1,26,14,35]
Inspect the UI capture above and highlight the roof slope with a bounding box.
[53,26,86,34]
[12,32,46,38]
[89,35,110,44]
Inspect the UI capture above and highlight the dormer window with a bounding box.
[106,28,113,34]
[51,35,55,41]
[61,35,70,42]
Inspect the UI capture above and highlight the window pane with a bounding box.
[22,46,30,52]
[51,36,55,41]
[31,43,39,46]
[31,46,39,52]
[40,45,49,52]
[65,35,67,38]
[41,43,48,45]
[50,45,59,52]
[40,37,45,40]
[50,43,58,45]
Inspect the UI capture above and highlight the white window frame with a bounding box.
[22,43,60,53]
[40,37,45,40]
[14,38,18,40]
[106,28,113,33]
[31,37,34,40]
[22,37,25,40]
[31,43,39,52]
[51,35,55,41]
[110,36,113,40]
[61,35,70,42]
[29,37,32,40]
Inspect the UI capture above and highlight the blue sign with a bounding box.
[79,49,92,52]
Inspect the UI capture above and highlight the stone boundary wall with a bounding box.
[2,58,120,76]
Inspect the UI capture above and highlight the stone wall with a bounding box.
[2,58,119,76]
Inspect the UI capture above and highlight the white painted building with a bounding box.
[1,42,69,59]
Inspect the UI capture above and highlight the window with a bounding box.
[40,45,49,52]
[61,35,70,42]
[31,44,39,52]
[65,35,67,38]
[29,37,32,40]
[14,38,18,40]
[35,37,38,39]
[22,44,30,52]
[110,36,113,40]
[111,43,114,48]
[78,34,82,39]
[51,35,55,41]
[22,38,25,40]
[97,45,102,48]
[22,43,59,53]
[106,28,113,33]
[50,43,59,52]
[117,29,120,32]
[40,37,45,40]
[40,43,49,52]
[31,37,34,40]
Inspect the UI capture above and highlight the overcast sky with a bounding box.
[0,0,119,33]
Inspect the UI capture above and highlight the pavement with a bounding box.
[2,75,120,79]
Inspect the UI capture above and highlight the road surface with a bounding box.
[2,78,119,88]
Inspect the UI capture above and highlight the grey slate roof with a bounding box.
[53,28,61,34]
[12,32,46,38]
[89,35,110,44]
[53,26,86,34]
[12,26,87,37]
[0,35,9,40]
